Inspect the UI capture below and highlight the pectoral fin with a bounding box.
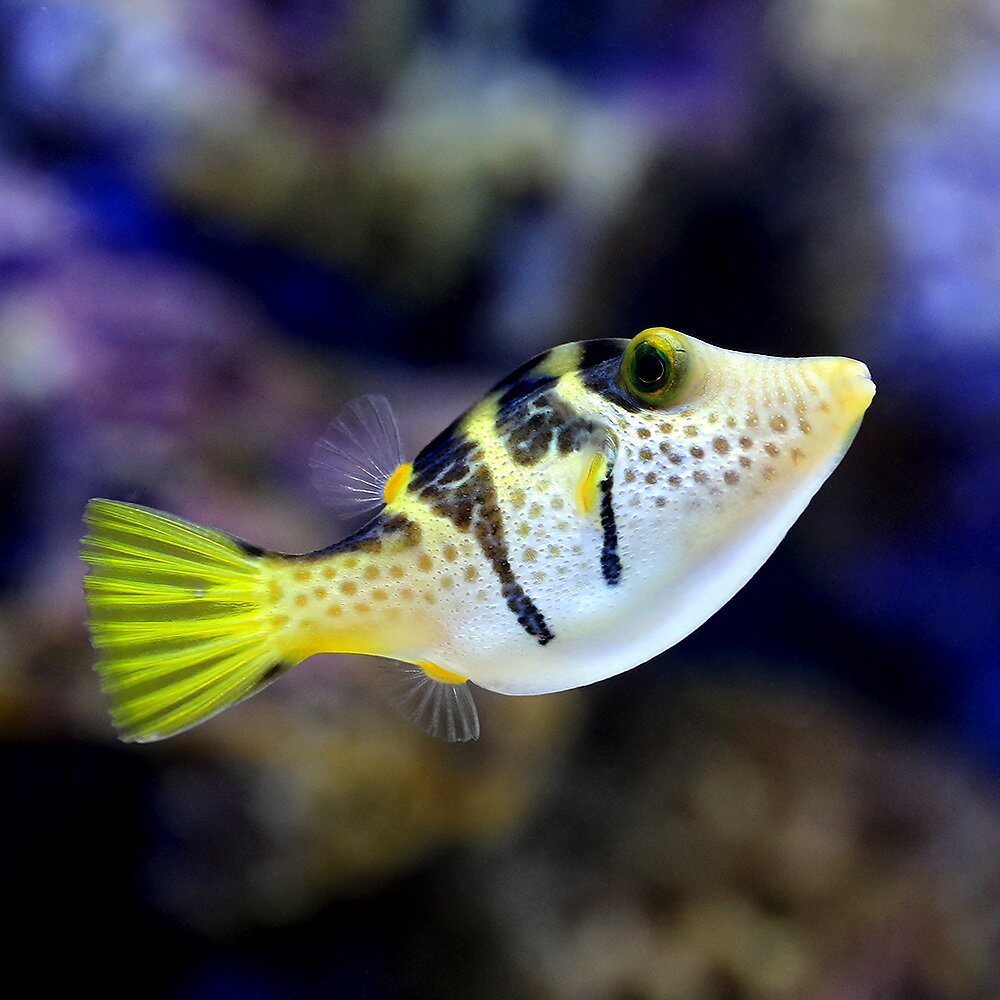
[559,430,621,584]
[567,431,619,518]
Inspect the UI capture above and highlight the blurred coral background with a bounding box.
[2,1,999,997]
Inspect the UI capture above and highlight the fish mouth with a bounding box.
[824,359,874,452]
[824,358,875,418]
[845,362,876,416]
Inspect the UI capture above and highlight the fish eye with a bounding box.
[632,342,670,390]
[620,329,689,407]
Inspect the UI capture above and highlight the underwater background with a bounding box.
[1,0,998,997]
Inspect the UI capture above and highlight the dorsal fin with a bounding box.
[381,661,481,742]
[310,395,405,522]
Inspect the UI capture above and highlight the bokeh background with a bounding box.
[2,0,999,997]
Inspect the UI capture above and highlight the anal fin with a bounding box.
[382,660,481,742]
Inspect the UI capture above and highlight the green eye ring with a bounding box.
[620,329,689,407]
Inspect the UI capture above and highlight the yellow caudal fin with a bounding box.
[81,499,290,742]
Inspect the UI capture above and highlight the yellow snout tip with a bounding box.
[811,357,875,417]
[840,359,876,416]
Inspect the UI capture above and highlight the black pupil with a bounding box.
[634,345,669,388]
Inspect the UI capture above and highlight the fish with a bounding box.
[81,327,875,743]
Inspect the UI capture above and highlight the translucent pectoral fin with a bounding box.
[310,395,406,522]
[381,660,481,742]
[568,431,619,517]
[558,429,621,584]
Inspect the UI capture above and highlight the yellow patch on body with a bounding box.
[383,462,412,504]
[417,660,469,684]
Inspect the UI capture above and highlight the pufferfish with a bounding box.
[81,328,875,743]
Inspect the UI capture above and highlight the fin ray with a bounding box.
[85,501,250,565]
[122,650,279,743]
[106,646,270,709]
[382,662,481,742]
[82,499,291,742]
[310,395,405,522]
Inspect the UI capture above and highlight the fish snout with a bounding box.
[810,357,876,420]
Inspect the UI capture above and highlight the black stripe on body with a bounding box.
[475,474,554,645]
[497,374,559,416]
[407,339,635,636]
[487,349,553,396]
[411,419,475,490]
[598,472,622,585]
[579,338,627,370]
[577,340,643,414]
[582,367,642,413]
[411,427,554,645]
[241,511,422,561]
[493,353,561,415]
[490,338,629,419]
[233,513,421,561]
